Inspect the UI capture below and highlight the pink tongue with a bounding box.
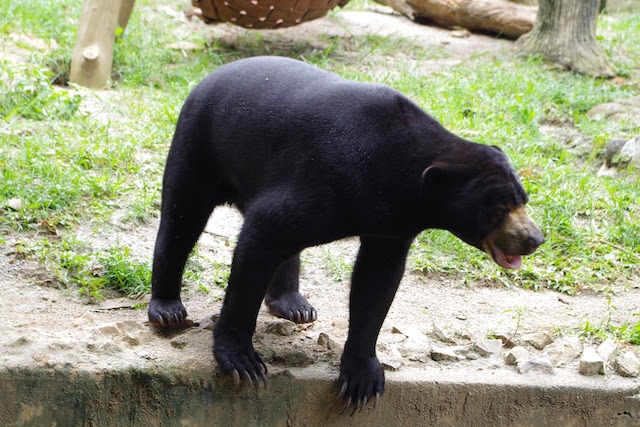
[492,245,523,269]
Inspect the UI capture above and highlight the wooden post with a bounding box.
[70,0,128,89]
[118,0,136,31]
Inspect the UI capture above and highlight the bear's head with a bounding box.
[422,144,544,269]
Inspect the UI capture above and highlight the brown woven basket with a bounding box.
[192,0,349,29]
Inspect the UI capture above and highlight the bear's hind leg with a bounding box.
[264,254,317,324]
[149,124,225,328]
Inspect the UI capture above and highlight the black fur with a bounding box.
[149,56,543,411]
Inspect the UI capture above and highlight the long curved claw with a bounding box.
[259,368,268,389]
[337,382,348,400]
[242,370,254,389]
[232,369,240,387]
[340,397,352,415]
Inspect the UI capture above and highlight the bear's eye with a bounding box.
[495,206,510,221]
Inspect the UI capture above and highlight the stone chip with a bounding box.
[517,353,554,375]
[579,347,604,376]
[614,352,640,378]
[474,338,503,357]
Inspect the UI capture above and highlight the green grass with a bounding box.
[580,298,640,345]
[0,0,639,338]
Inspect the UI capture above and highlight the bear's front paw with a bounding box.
[214,333,268,390]
[337,355,384,415]
[148,298,189,328]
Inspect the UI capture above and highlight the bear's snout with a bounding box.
[482,206,544,269]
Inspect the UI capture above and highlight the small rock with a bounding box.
[117,321,143,333]
[431,325,457,344]
[603,138,629,167]
[614,352,640,377]
[522,331,552,350]
[317,332,337,350]
[579,347,604,376]
[392,325,424,339]
[380,347,403,371]
[123,332,140,346]
[170,337,188,349]
[492,332,516,349]
[517,353,554,375]
[200,316,215,331]
[619,136,640,167]
[431,346,462,362]
[587,96,640,123]
[9,336,30,347]
[97,323,122,335]
[265,320,296,336]
[454,329,473,340]
[505,346,529,366]
[73,311,96,327]
[587,103,629,120]
[396,326,432,362]
[272,349,312,367]
[453,344,480,360]
[474,338,503,357]
[401,337,432,362]
[597,338,619,362]
[545,337,583,367]
[6,198,22,211]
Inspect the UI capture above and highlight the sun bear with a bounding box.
[148,56,544,413]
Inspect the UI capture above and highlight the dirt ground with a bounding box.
[1,7,639,389]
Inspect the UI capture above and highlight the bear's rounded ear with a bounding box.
[421,163,445,183]
[421,162,472,183]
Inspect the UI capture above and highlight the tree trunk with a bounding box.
[70,0,127,89]
[374,0,536,38]
[516,0,615,77]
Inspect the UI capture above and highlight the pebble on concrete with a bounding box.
[380,346,403,371]
[544,337,582,367]
[522,331,552,350]
[517,353,555,374]
[431,346,462,362]
[474,339,502,357]
[517,353,554,375]
[596,338,619,363]
[505,346,529,366]
[579,347,604,376]
[614,351,640,378]
[431,325,457,345]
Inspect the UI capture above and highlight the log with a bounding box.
[375,0,537,38]
[70,0,126,89]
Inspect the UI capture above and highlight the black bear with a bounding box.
[148,56,544,412]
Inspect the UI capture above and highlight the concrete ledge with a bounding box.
[2,364,639,426]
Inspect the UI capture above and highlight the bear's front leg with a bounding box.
[212,194,328,388]
[213,236,280,388]
[338,235,413,414]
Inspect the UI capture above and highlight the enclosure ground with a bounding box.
[1,7,639,427]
